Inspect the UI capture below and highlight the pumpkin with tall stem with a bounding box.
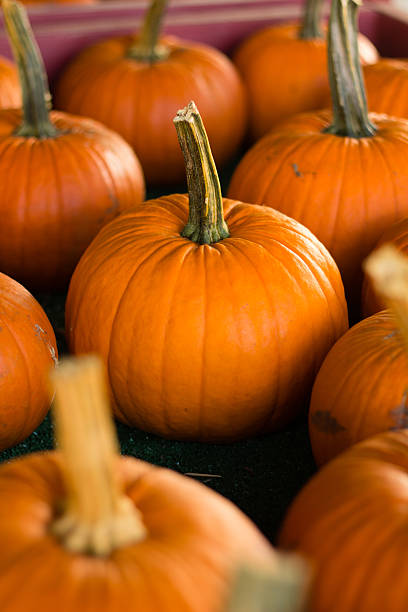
[232,0,378,141]
[65,101,347,442]
[0,0,144,291]
[55,0,247,185]
[0,354,278,611]
[229,0,408,313]
[309,245,408,465]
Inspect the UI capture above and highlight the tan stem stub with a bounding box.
[127,0,170,62]
[3,0,60,139]
[174,101,229,245]
[225,554,310,612]
[363,244,408,349]
[50,355,146,557]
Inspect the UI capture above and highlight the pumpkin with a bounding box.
[0,272,57,451]
[309,245,408,466]
[0,55,20,108]
[65,101,347,442]
[54,0,247,185]
[232,0,378,141]
[229,0,408,313]
[0,0,144,291]
[279,429,408,612]
[362,217,408,316]
[0,354,277,612]
[363,58,408,119]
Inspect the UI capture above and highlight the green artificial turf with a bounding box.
[0,160,317,544]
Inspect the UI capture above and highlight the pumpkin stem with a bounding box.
[50,355,146,557]
[299,0,324,40]
[363,245,408,349]
[226,555,310,612]
[127,0,170,62]
[324,0,377,138]
[2,0,60,139]
[174,101,229,245]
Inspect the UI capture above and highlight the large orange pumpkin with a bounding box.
[0,55,20,108]
[310,246,408,466]
[362,217,408,316]
[232,0,378,141]
[54,0,247,185]
[229,0,408,312]
[0,272,57,451]
[363,58,408,119]
[280,430,408,612]
[66,101,347,442]
[0,354,277,612]
[0,0,144,291]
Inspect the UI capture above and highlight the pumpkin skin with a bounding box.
[362,218,408,317]
[66,194,348,442]
[363,59,408,119]
[309,310,407,466]
[233,23,378,141]
[0,56,20,108]
[0,110,144,290]
[228,111,408,308]
[0,272,57,451]
[54,35,247,184]
[279,430,408,612]
[0,451,274,611]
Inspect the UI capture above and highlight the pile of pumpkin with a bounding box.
[1,0,408,608]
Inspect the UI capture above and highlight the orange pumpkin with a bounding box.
[362,217,408,316]
[0,55,20,108]
[232,0,378,141]
[54,0,247,185]
[280,430,408,612]
[363,58,408,119]
[0,0,144,291]
[65,101,347,442]
[0,272,57,451]
[0,355,276,612]
[229,0,408,312]
[310,246,408,466]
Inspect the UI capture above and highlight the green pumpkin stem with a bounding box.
[127,0,169,62]
[174,102,229,245]
[299,0,324,40]
[51,356,146,557]
[324,0,376,138]
[3,0,59,139]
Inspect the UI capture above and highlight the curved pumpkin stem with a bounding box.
[174,101,229,245]
[299,0,324,40]
[364,245,408,349]
[51,355,146,557]
[324,0,376,138]
[2,0,59,139]
[127,0,169,62]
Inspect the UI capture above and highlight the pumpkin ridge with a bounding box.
[42,137,63,281]
[370,135,400,224]
[107,239,191,424]
[325,137,350,254]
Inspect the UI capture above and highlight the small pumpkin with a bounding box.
[66,101,347,442]
[229,0,408,312]
[54,0,247,185]
[280,429,408,612]
[0,272,57,451]
[0,55,20,108]
[232,0,378,141]
[363,58,408,119]
[0,0,144,290]
[310,245,408,466]
[0,354,276,611]
[362,217,408,316]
